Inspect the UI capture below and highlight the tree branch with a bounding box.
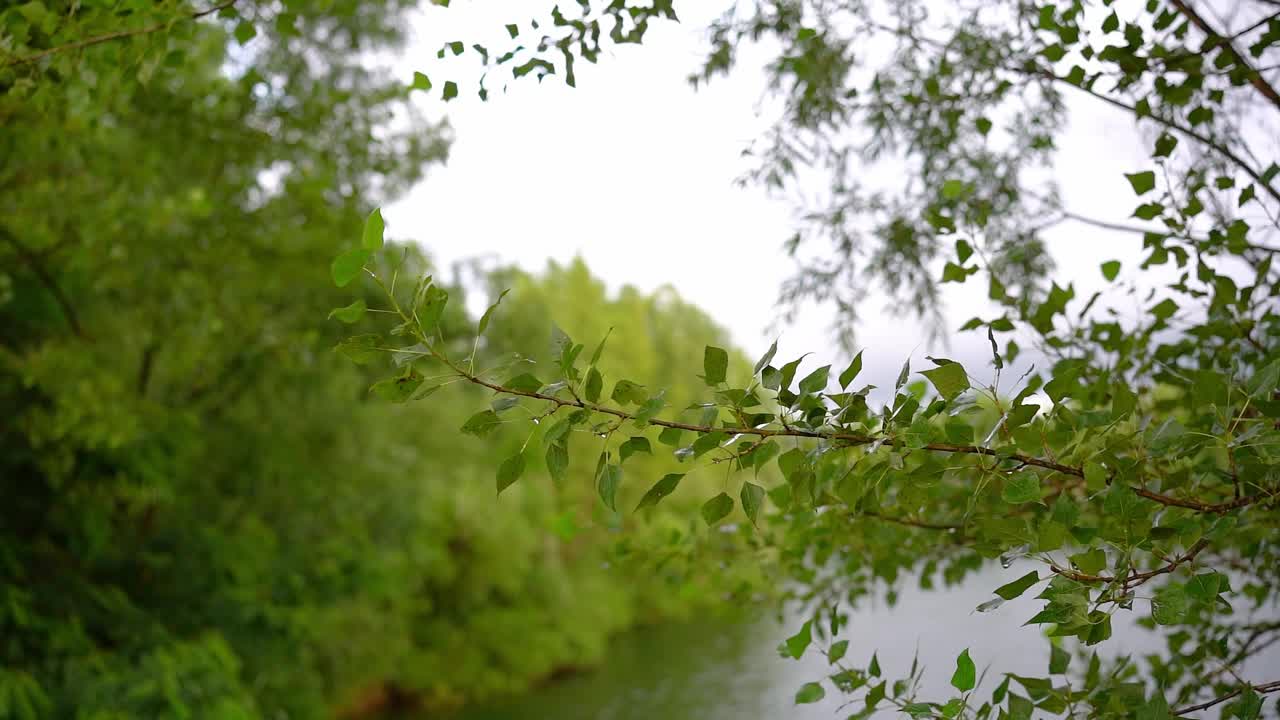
[1168,0,1280,113]
[856,510,965,532]
[0,226,87,340]
[4,0,240,68]
[452,366,1271,515]
[1048,209,1280,254]
[866,17,1280,207]
[1172,678,1280,715]
[1033,66,1280,206]
[1049,538,1210,587]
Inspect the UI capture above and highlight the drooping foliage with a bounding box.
[344,0,1280,717]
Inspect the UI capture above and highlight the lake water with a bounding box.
[428,562,1278,719]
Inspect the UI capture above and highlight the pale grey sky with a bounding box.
[388,1,1169,392]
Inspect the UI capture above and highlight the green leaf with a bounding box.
[779,354,811,390]
[785,620,812,659]
[634,473,683,511]
[992,676,1009,704]
[951,648,976,692]
[1133,202,1163,220]
[597,464,622,512]
[1101,260,1121,281]
[658,426,684,447]
[461,410,502,437]
[234,21,257,45]
[1185,572,1221,603]
[839,351,864,389]
[632,392,666,428]
[331,248,371,287]
[1125,171,1156,195]
[754,339,778,376]
[740,481,765,527]
[1247,358,1280,398]
[1103,482,1145,521]
[1151,584,1188,625]
[704,345,728,385]
[370,367,424,403]
[794,682,825,704]
[335,334,381,365]
[411,71,432,91]
[491,396,520,413]
[1049,644,1070,675]
[828,640,848,664]
[619,436,651,463]
[496,452,525,494]
[545,442,568,483]
[866,680,886,709]
[442,80,458,100]
[504,373,543,393]
[1001,473,1041,504]
[418,284,449,332]
[700,492,734,525]
[1236,689,1262,720]
[589,328,613,366]
[942,262,970,283]
[362,208,385,250]
[942,179,966,199]
[994,571,1040,600]
[328,299,366,324]
[584,367,603,403]
[1070,548,1107,576]
[798,365,830,394]
[611,379,647,405]
[477,288,510,334]
[868,653,881,678]
[922,360,969,401]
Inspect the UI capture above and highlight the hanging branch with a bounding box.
[430,353,1272,515]
[4,0,241,68]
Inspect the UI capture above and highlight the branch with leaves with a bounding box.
[4,0,241,68]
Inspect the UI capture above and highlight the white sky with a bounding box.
[387,1,1162,392]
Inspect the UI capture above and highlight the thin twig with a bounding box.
[857,510,966,532]
[1172,678,1280,715]
[1049,539,1211,588]
[0,226,87,340]
[1168,0,1280,112]
[5,0,240,68]
[452,366,1271,514]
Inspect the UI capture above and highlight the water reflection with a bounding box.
[430,562,1278,720]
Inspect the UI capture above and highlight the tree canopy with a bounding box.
[1,2,753,717]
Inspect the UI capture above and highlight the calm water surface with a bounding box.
[432,562,1278,720]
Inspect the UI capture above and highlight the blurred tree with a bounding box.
[1,2,753,717]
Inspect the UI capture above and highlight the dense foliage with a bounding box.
[0,2,753,717]
[5,0,1279,718]
[344,0,1280,717]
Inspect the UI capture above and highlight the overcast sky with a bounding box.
[387,1,1160,393]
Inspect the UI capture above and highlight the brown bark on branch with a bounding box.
[1173,679,1280,715]
[451,366,1271,515]
[1168,0,1280,113]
